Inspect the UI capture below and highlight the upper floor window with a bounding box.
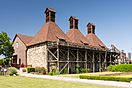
[16,42,19,48]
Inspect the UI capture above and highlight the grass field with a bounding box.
[0,76,120,88]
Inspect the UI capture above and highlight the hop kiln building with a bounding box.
[12,8,119,73]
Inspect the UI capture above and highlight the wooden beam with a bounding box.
[47,48,58,60]
[77,49,79,61]
[87,52,93,61]
[67,48,70,74]
[60,50,67,57]
[70,50,76,59]
[59,62,69,74]
[110,53,112,64]
[59,61,86,62]
[93,51,95,73]
[57,46,59,71]
[99,52,101,72]
[79,51,85,59]
[104,51,107,69]
[85,50,88,69]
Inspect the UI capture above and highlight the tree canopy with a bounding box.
[0,32,14,58]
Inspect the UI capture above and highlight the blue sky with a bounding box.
[0,0,132,53]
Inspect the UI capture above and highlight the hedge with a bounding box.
[79,75,132,82]
[107,64,132,72]
[27,67,35,73]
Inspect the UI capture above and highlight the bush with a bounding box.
[79,75,132,82]
[0,59,5,67]
[48,72,54,75]
[7,67,17,76]
[107,64,132,72]
[0,65,2,69]
[48,69,59,76]
[27,67,35,73]
[35,67,46,74]
[80,68,90,73]
[76,64,80,74]
[0,58,11,67]
[4,58,10,65]
[76,68,80,74]
[22,68,26,72]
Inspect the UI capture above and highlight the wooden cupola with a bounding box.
[69,16,78,29]
[87,23,95,34]
[45,8,56,22]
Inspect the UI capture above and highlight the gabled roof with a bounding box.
[13,34,33,46]
[28,22,71,46]
[66,29,89,45]
[86,33,107,49]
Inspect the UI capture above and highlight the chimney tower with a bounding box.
[69,16,78,29]
[87,23,95,34]
[45,8,56,22]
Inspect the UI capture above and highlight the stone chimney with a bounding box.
[69,16,78,29]
[45,8,56,22]
[87,23,95,34]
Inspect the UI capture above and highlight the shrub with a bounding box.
[79,75,132,82]
[107,64,132,72]
[48,72,54,75]
[22,68,26,72]
[4,58,10,65]
[76,68,80,74]
[0,59,5,67]
[48,69,59,76]
[35,67,46,74]
[27,67,35,73]
[7,67,17,76]
[80,68,90,73]
[0,58,10,67]
[0,65,2,69]
[76,64,80,74]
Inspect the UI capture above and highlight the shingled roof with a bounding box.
[28,22,71,46]
[28,8,71,46]
[86,33,107,48]
[66,29,89,45]
[66,16,89,45]
[13,34,33,46]
[86,23,107,49]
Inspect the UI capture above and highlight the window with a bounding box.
[16,42,19,48]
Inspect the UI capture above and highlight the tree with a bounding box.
[0,32,14,58]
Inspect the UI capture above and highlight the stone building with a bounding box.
[12,8,119,73]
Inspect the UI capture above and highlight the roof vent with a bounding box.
[87,23,95,34]
[69,16,78,29]
[45,8,56,22]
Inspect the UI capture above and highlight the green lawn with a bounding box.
[0,76,120,88]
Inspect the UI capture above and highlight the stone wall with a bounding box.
[27,43,47,69]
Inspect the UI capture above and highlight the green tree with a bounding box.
[0,32,14,58]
